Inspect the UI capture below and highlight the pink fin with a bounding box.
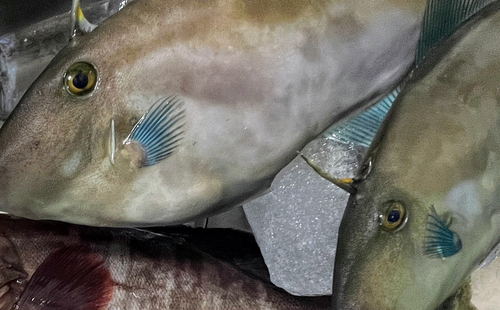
[15,245,113,310]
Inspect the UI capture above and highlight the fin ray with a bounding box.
[125,96,185,167]
[416,0,497,65]
[424,206,462,258]
[323,87,401,147]
[15,245,113,310]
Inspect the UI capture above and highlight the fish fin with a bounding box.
[15,245,113,310]
[323,87,401,147]
[299,153,356,194]
[416,0,497,65]
[124,96,185,167]
[71,0,97,37]
[424,206,463,259]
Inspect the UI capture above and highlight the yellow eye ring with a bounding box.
[380,201,407,231]
[63,62,98,96]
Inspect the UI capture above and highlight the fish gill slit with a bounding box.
[109,119,116,165]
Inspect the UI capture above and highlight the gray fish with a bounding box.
[0,214,330,309]
[329,0,500,309]
[0,0,426,226]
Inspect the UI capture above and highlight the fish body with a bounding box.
[0,0,426,226]
[0,215,330,309]
[332,1,500,309]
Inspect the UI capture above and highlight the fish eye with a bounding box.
[380,201,407,231]
[64,62,98,96]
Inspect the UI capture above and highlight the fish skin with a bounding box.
[332,2,500,309]
[0,0,426,226]
[0,214,330,310]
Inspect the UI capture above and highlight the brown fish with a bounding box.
[0,215,330,309]
[0,0,427,226]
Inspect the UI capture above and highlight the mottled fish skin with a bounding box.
[0,215,330,310]
[332,3,500,310]
[0,0,426,226]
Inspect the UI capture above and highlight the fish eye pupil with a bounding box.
[387,210,400,223]
[73,71,89,89]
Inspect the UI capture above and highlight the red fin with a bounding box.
[15,245,113,310]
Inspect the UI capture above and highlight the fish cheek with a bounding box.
[352,230,415,308]
[0,237,27,310]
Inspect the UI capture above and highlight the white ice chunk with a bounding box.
[244,138,366,296]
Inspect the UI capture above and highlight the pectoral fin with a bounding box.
[424,206,462,259]
[123,96,185,167]
[15,245,113,310]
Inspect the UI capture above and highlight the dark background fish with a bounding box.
[0,215,330,309]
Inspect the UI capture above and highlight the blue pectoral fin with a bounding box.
[424,206,462,259]
[416,0,497,65]
[323,87,400,147]
[125,96,185,167]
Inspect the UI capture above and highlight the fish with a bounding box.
[0,214,330,309]
[326,0,500,308]
[0,0,427,226]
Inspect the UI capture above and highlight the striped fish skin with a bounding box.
[0,215,330,310]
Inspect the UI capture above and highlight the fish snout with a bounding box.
[332,264,380,310]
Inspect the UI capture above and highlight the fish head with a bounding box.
[332,155,464,310]
[0,8,234,226]
[0,36,155,224]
